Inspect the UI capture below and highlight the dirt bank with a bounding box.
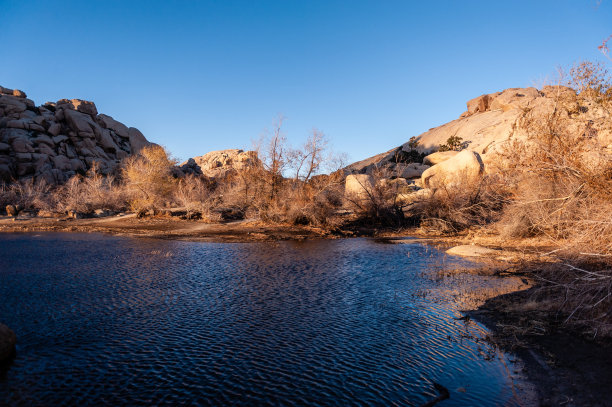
[0,214,342,242]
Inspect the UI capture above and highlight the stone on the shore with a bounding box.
[5,205,19,217]
[0,323,16,363]
[446,245,500,257]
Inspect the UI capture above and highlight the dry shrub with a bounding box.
[216,119,346,226]
[269,173,345,226]
[526,261,612,337]
[497,61,612,258]
[416,173,508,234]
[123,145,178,211]
[55,164,127,213]
[0,179,53,211]
[344,166,407,226]
[492,62,612,333]
[172,174,215,217]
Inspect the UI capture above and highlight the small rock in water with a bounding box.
[446,244,500,257]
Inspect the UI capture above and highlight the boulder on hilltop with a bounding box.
[0,85,154,184]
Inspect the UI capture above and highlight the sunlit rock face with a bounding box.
[0,85,153,184]
[421,150,484,189]
[179,149,260,178]
[345,86,612,177]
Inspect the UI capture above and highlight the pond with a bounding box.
[0,233,533,406]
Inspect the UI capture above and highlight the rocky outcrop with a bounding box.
[0,323,16,363]
[344,146,428,178]
[0,85,153,184]
[345,86,612,177]
[179,149,259,178]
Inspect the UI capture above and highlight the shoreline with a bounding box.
[0,214,343,242]
[1,216,610,405]
[470,290,612,406]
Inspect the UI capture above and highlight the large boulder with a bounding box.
[0,323,16,363]
[345,174,375,201]
[396,162,429,179]
[421,149,484,189]
[56,99,98,117]
[466,94,491,115]
[423,151,459,166]
[97,114,129,138]
[128,127,149,153]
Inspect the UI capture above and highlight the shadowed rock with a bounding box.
[0,323,16,363]
[0,84,153,184]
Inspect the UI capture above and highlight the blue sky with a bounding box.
[1,1,610,163]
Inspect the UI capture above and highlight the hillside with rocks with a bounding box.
[346,86,612,181]
[0,85,153,184]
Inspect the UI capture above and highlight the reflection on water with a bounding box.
[0,233,532,406]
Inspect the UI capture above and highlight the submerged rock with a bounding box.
[0,323,16,363]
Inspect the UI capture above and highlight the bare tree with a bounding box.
[292,129,328,182]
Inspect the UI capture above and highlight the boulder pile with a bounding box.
[180,149,259,178]
[0,85,153,184]
[344,86,612,200]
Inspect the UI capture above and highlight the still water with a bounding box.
[0,233,531,406]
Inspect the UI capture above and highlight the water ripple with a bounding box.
[0,233,531,406]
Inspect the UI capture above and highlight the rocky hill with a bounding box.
[346,86,612,177]
[0,85,153,184]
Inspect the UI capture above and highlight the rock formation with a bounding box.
[179,149,259,178]
[346,86,612,177]
[0,85,154,184]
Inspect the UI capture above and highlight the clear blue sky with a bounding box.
[1,1,610,163]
